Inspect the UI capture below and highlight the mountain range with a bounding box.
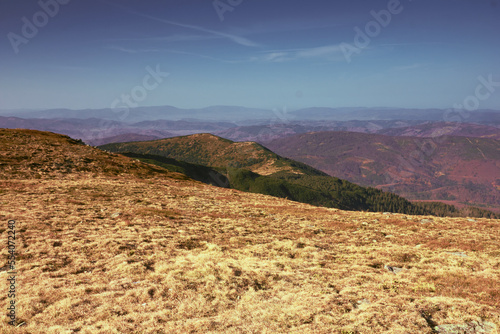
[2,114,499,146]
[3,106,500,124]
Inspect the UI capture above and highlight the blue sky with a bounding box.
[1,0,500,111]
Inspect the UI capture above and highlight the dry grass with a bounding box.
[1,175,499,333]
[0,129,499,333]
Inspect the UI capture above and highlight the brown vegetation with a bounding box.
[264,131,500,213]
[0,129,499,333]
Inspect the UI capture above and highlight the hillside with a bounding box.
[99,133,325,177]
[99,134,499,218]
[99,135,442,216]
[121,152,230,188]
[1,129,499,333]
[264,131,500,213]
[0,129,187,180]
[88,134,163,147]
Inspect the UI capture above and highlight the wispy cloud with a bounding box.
[106,45,161,54]
[105,34,216,43]
[261,52,291,62]
[296,45,343,59]
[164,50,241,63]
[101,1,260,48]
[107,45,240,63]
[253,45,345,63]
[135,13,260,47]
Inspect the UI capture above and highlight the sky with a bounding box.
[1,0,500,111]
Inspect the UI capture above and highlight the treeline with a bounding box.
[226,169,499,218]
[115,152,498,219]
[414,201,499,219]
[268,172,431,215]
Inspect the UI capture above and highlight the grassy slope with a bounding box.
[1,129,499,333]
[121,152,230,188]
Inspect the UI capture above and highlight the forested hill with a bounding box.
[100,134,498,218]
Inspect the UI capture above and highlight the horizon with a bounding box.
[1,0,500,111]
[2,104,500,115]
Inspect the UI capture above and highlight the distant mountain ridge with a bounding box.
[3,106,499,124]
[2,114,495,144]
[0,116,236,146]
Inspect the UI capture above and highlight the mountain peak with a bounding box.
[100,133,325,176]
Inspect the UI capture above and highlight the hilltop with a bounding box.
[99,133,325,176]
[0,129,499,333]
[0,129,187,181]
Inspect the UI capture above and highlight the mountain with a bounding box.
[98,134,498,218]
[213,120,426,143]
[290,107,500,124]
[377,122,500,140]
[1,128,499,333]
[5,106,499,124]
[264,131,500,213]
[4,105,277,123]
[100,133,324,176]
[0,116,238,146]
[214,121,500,143]
[3,107,498,147]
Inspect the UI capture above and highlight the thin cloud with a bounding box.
[101,1,260,48]
[107,45,240,63]
[134,13,260,48]
[255,45,345,63]
[107,45,161,54]
[296,45,343,58]
[164,50,241,63]
[105,34,216,43]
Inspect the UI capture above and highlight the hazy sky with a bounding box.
[1,0,499,110]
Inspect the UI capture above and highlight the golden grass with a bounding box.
[1,174,499,333]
